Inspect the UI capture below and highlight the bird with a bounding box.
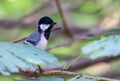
[24,16,56,50]
[0,16,60,76]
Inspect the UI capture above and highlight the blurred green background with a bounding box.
[0,0,120,80]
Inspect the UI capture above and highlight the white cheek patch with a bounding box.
[40,24,50,31]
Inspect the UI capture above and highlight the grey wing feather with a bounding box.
[24,31,41,45]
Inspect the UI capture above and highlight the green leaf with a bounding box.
[84,28,120,41]
[0,42,61,76]
[14,77,64,81]
[81,35,120,59]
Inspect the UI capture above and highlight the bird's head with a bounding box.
[37,16,56,32]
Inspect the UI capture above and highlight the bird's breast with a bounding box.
[36,33,48,50]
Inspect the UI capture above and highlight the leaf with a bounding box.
[0,42,61,76]
[14,77,64,81]
[68,75,101,81]
[85,28,120,41]
[81,35,120,59]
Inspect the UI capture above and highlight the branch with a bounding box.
[44,55,120,72]
[55,0,73,38]
[46,39,76,51]
[20,70,119,81]
[101,70,120,78]
[67,55,120,71]
[0,2,79,28]
[0,19,34,28]
[12,37,28,43]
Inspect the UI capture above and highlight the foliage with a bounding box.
[0,0,120,80]
[68,76,101,81]
[82,34,120,59]
[0,75,22,81]
[0,42,60,76]
[14,77,64,81]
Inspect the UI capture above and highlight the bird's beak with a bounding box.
[52,22,57,25]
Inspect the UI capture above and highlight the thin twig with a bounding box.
[11,26,61,43]
[20,70,119,81]
[46,37,88,51]
[55,0,73,38]
[12,37,28,43]
[20,69,79,77]
[46,39,75,51]
[51,26,61,32]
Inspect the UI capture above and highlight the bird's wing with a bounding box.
[0,42,60,76]
[25,31,41,45]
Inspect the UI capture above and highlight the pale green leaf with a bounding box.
[0,42,61,76]
[68,75,101,81]
[14,77,64,81]
[81,35,120,59]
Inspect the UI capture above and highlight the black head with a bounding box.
[37,16,56,32]
[38,16,54,24]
